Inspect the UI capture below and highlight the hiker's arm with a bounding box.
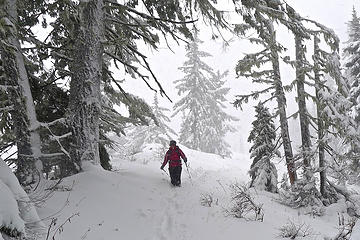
[179,149,187,163]
[161,153,169,169]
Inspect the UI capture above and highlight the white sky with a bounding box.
[121,0,359,155]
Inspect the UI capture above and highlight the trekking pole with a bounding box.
[184,162,193,185]
[161,168,170,177]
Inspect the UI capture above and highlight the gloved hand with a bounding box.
[160,165,164,170]
[184,158,187,164]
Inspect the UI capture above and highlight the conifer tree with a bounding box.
[173,30,235,157]
[126,93,177,153]
[344,7,360,174]
[39,0,230,171]
[233,1,297,185]
[0,0,43,187]
[248,102,278,193]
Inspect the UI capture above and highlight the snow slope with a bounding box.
[39,145,356,240]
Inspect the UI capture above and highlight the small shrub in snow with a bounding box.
[46,213,79,240]
[325,215,357,240]
[200,193,218,207]
[277,169,324,216]
[226,183,264,221]
[278,220,315,239]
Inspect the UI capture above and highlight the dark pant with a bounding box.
[169,166,182,186]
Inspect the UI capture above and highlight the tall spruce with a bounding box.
[233,1,297,185]
[344,7,360,174]
[173,29,235,157]
[248,102,278,193]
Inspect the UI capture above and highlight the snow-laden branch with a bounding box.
[104,0,198,24]
[49,132,72,141]
[39,118,71,158]
[0,105,14,112]
[0,85,18,91]
[39,118,66,128]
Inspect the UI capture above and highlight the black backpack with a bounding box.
[167,146,181,158]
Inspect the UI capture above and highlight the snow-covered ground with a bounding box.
[39,145,356,240]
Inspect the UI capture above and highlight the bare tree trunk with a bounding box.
[68,0,104,169]
[269,22,297,185]
[314,35,326,196]
[0,0,43,187]
[295,35,312,169]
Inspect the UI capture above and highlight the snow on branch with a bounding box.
[233,86,275,109]
[226,183,264,221]
[0,85,18,91]
[0,106,14,112]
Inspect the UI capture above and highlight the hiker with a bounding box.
[160,140,187,186]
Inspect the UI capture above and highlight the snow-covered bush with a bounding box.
[0,158,45,239]
[226,183,264,221]
[0,180,25,239]
[278,168,325,216]
[278,219,314,239]
[324,216,357,240]
[200,193,218,207]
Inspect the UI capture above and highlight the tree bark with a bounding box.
[314,35,326,196]
[68,0,104,169]
[295,35,312,168]
[0,0,43,187]
[268,22,297,185]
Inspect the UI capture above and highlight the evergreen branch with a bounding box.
[233,86,275,110]
[104,68,130,102]
[104,51,158,93]
[51,51,74,61]
[105,15,148,27]
[287,110,299,120]
[39,118,67,128]
[42,124,70,158]
[261,95,276,105]
[141,54,172,102]
[104,0,198,24]
[40,75,69,89]
[0,106,14,112]
[0,85,18,91]
[3,151,17,162]
[49,132,72,141]
[41,153,66,158]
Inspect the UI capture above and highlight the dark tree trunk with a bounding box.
[269,23,297,185]
[314,35,326,196]
[295,35,312,169]
[68,0,104,169]
[0,0,42,187]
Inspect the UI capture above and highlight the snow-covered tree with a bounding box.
[0,0,43,187]
[173,29,236,157]
[126,93,177,153]
[344,8,360,103]
[343,7,360,174]
[248,102,278,193]
[40,0,230,171]
[233,1,297,185]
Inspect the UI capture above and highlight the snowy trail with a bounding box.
[39,148,348,240]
